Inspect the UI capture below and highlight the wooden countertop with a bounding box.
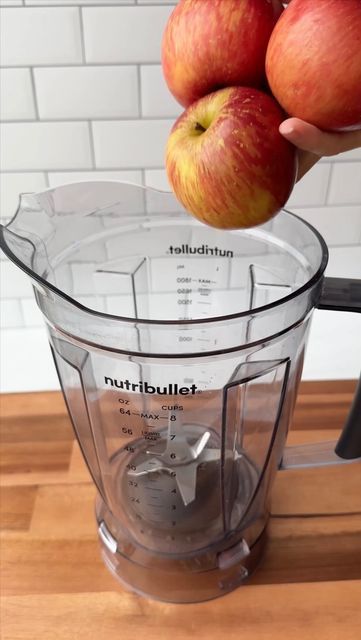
[1,381,361,640]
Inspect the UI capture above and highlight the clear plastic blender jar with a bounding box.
[1,181,360,602]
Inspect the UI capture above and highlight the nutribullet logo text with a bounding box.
[168,244,233,257]
[104,376,198,395]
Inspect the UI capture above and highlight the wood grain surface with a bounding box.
[1,380,361,640]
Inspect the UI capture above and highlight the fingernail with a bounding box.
[279,122,295,136]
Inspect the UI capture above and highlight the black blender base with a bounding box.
[98,526,268,603]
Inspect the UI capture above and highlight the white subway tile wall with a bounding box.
[140,64,182,117]
[82,6,173,64]
[0,1,360,391]
[327,163,361,205]
[0,8,83,66]
[92,119,173,168]
[0,172,47,221]
[1,121,93,170]
[34,66,139,119]
[0,68,36,120]
[286,163,332,207]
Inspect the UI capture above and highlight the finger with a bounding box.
[280,117,361,156]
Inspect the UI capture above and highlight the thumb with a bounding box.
[279,117,361,156]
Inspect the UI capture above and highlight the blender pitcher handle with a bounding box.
[281,276,361,470]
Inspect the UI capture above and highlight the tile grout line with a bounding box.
[19,2,150,6]
[1,116,176,123]
[88,121,96,169]
[325,163,334,206]
[136,64,143,118]
[0,62,166,69]
[17,3,176,6]
[1,167,149,174]
[29,67,40,120]
[78,7,87,65]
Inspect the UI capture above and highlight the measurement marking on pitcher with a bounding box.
[129,410,170,420]
[191,278,217,284]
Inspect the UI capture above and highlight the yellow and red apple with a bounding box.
[266,0,361,130]
[162,0,284,108]
[166,87,297,229]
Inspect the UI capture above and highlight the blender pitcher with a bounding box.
[1,181,360,603]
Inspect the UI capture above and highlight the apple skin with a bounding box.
[162,0,284,108]
[266,0,361,131]
[166,87,297,230]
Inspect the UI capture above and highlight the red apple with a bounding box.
[266,0,361,131]
[166,87,297,229]
[162,0,284,108]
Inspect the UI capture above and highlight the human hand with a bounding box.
[279,118,361,180]
[278,0,361,180]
